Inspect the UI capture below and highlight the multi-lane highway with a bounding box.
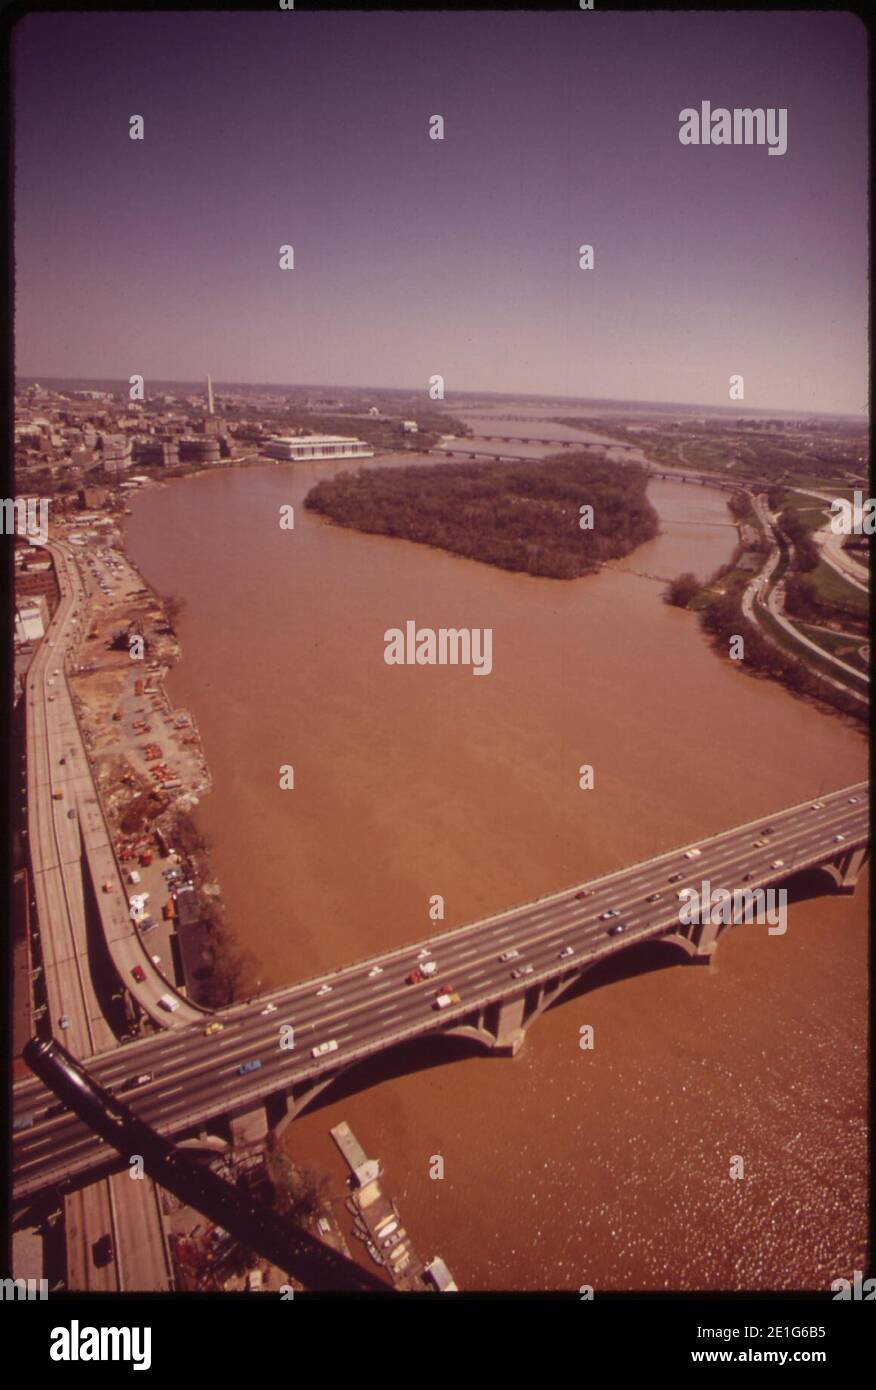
[26,537,203,1029]
[14,781,868,1199]
[21,538,176,1286]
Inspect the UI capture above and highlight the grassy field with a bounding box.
[756,605,869,697]
[809,557,870,614]
[795,622,869,673]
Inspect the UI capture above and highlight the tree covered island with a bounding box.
[304,455,659,579]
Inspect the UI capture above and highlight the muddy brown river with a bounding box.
[127,446,867,1291]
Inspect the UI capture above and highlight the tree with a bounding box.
[162,592,187,633]
[664,572,700,608]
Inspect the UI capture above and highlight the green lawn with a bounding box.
[809,558,870,614]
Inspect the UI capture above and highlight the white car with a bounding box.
[770,860,785,870]
[498,949,520,962]
[151,955,161,965]
[316,984,332,997]
[834,833,846,843]
[558,946,574,959]
[810,802,824,810]
[260,1003,278,1015]
[848,797,860,805]
[158,993,179,1013]
[417,948,431,960]
[367,966,383,978]
[684,848,702,860]
[311,1039,339,1059]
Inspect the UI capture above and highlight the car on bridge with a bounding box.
[769,860,785,870]
[558,946,575,959]
[848,797,860,805]
[742,872,754,882]
[260,1002,278,1015]
[205,1021,224,1036]
[810,801,824,810]
[434,989,461,1009]
[753,839,769,848]
[238,1058,262,1075]
[58,1016,70,1030]
[368,966,384,978]
[498,949,520,962]
[511,965,534,979]
[834,834,846,843]
[574,890,594,900]
[316,983,333,997]
[607,923,627,937]
[683,848,702,860]
[407,962,438,984]
[646,892,662,903]
[600,909,620,920]
[131,1073,153,1087]
[667,872,684,884]
[158,993,180,1013]
[311,1039,339,1059]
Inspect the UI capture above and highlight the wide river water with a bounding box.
[127,443,867,1291]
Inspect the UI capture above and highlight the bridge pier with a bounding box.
[820,844,870,895]
[660,915,722,964]
[229,1103,270,1147]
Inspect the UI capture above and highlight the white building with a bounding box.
[15,598,46,644]
[263,434,374,461]
[402,420,418,434]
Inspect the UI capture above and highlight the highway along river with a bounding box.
[126,455,867,1291]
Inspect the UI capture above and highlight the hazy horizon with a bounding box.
[14,11,868,415]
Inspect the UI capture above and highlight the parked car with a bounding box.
[131,965,146,983]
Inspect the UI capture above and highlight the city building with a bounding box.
[15,597,47,643]
[401,420,419,433]
[262,434,374,461]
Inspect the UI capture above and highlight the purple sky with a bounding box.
[14,11,868,414]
